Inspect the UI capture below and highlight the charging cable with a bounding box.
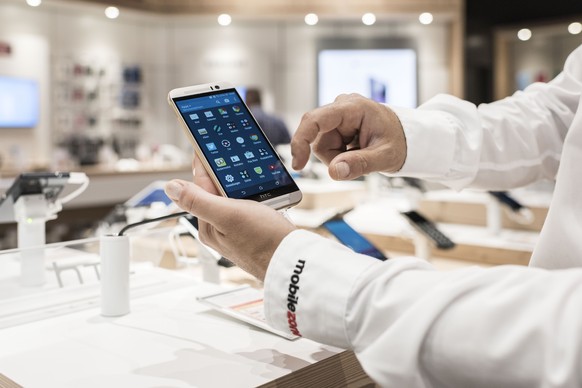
[118,211,189,236]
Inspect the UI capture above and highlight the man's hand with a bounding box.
[164,156,297,281]
[291,93,407,180]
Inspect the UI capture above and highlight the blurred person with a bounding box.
[245,88,291,147]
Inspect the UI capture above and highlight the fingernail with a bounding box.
[165,181,183,201]
[335,161,350,179]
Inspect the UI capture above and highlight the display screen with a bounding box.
[172,89,298,201]
[133,188,173,207]
[323,219,388,261]
[318,49,417,108]
[0,76,39,128]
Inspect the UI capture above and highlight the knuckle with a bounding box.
[300,110,314,125]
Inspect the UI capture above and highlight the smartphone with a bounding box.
[0,172,70,204]
[400,210,455,250]
[124,181,174,208]
[322,218,388,261]
[168,82,302,210]
[488,191,524,212]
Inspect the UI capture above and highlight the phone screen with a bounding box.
[172,89,299,202]
[322,219,388,261]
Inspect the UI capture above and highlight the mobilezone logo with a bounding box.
[287,259,306,336]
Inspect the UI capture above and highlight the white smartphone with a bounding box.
[168,82,302,210]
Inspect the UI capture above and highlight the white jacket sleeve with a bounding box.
[389,44,582,190]
[264,230,582,387]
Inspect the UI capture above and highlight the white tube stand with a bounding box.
[413,233,432,261]
[100,234,130,317]
[197,241,221,284]
[486,197,503,236]
[14,194,48,287]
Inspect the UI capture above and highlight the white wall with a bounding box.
[0,3,51,169]
[0,0,454,168]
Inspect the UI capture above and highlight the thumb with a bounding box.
[165,179,232,226]
[328,149,385,180]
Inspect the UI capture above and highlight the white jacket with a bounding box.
[264,44,582,387]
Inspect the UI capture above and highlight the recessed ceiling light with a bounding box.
[218,14,232,26]
[305,13,318,26]
[568,22,582,35]
[362,13,376,26]
[419,12,433,25]
[26,0,41,7]
[517,28,532,41]
[105,6,119,19]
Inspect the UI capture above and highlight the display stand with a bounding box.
[0,172,89,287]
[412,233,432,261]
[486,196,503,236]
[13,194,49,286]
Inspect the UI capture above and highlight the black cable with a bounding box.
[118,211,189,236]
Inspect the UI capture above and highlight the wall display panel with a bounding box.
[317,39,418,108]
[0,76,39,128]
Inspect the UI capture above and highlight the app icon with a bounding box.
[204,111,214,118]
[254,167,263,174]
[225,174,235,183]
[232,106,241,113]
[258,148,268,156]
[227,122,236,130]
[198,128,208,135]
[250,134,259,141]
[240,170,250,179]
[205,142,217,151]
[189,113,199,120]
[268,164,278,171]
[240,119,249,126]
[230,155,240,162]
[244,151,255,159]
[214,158,227,167]
[236,137,244,144]
[218,108,227,115]
[213,125,222,132]
[224,98,231,103]
[221,140,231,148]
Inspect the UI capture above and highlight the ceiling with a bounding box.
[66,0,463,17]
[65,0,582,28]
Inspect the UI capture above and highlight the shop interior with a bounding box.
[0,0,581,386]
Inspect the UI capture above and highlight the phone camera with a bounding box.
[215,85,220,90]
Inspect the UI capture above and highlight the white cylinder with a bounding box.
[18,219,46,287]
[486,198,503,236]
[413,233,432,261]
[100,234,130,317]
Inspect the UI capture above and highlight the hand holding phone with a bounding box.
[168,82,302,210]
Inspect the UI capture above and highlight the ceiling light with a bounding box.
[218,14,232,26]
[105,6,119,19]
[304,13,318,26]
[362,13,376,26]
[26,0,41,6]
[419,12,433,25]
[517,28,532,41]
[568,22,582,35]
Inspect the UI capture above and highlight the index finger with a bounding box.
[291,105,345,170]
